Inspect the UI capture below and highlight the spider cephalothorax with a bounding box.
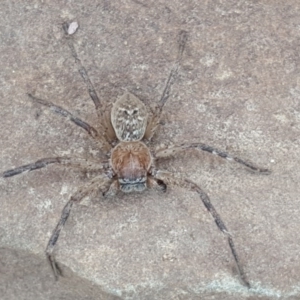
[1,23,270,288]
[110,140,152,193]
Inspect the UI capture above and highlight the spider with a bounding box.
[1,23,270,288]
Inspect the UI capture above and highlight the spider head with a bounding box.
[111,141,152,193]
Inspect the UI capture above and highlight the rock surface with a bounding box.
[1,1,300,299]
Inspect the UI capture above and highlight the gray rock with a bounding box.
[1,1,299,299]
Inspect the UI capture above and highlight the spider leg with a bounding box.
[155,142,270,174]
[144,30,188,140]
[2,157,107,178]
[158,31,188,109]
[151,169,251,288]
[64,32,101,112]
[63,24,116,143]
[28,93,111,151]
[147,176,167,192]
[46,174,112,279]
[103,179,119,197]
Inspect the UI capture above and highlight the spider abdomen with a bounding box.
[110,141,152,192]
[111,92,148,142]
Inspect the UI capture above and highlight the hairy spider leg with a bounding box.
[28,93,111,152]
[144,30,188,140]
[46,174,112,279]
[2,157,107,178]
[155,142,271,174]
[63,23,116,144]
[152,169,250,288]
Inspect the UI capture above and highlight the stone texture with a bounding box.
[1,0,300,299]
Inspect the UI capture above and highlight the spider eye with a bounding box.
[123,110,129,116]
[133,109,138,115]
